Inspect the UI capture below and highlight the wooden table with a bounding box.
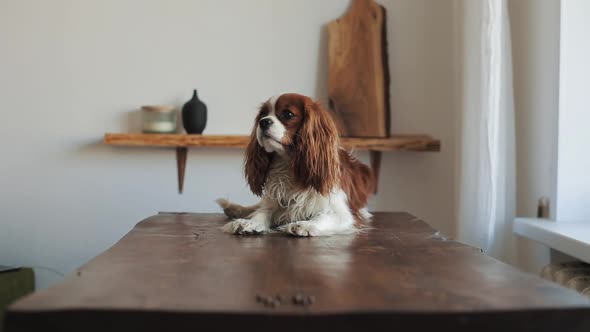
[6,213,590,331]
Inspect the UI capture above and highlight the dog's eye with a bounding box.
[281,110,294,120]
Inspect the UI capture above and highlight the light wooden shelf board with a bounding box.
[104,133,441,152]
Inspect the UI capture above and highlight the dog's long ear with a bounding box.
[244,109,272,196]
[292,98,340,195]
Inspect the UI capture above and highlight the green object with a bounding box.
[0,268,35,332]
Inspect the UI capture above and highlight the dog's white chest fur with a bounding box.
[264,158,330,225]
[220,156,362,236]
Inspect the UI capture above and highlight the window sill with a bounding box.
[514,218,590,263]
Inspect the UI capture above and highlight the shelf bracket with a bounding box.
[176,147,188,194]
[370,150,382,194]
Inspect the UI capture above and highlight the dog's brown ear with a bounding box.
[244,106,272,196]
[292,98,341,195]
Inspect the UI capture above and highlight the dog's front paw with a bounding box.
[280,221,320,237]
[222,219,268,235]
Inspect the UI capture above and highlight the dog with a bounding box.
[217,93,375,236]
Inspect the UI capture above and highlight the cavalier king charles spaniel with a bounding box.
[217,93,375,236]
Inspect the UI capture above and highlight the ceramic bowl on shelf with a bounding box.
[141,105,177,134]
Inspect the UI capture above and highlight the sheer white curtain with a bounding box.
[456,0,516,263]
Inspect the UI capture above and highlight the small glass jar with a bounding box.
[141,105,177,133]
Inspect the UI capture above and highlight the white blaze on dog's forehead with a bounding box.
[268,95,280,115]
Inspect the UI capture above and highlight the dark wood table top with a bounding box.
[6,212,590,331]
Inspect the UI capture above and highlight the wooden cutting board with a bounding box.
[328,0,390,138]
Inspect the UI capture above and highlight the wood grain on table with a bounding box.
[6,213,590,332]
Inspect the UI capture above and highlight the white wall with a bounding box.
[508,0,561,272]
[373,0,456,236]
[0,0,456,289]
[556,0,590,222]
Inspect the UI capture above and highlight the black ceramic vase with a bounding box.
[182,89,207,134]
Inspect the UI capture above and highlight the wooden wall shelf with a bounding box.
[104,133,440,151]
[104,133,441,193]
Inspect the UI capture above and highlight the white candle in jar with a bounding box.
[143,121,176,133]
[141,105,177,133]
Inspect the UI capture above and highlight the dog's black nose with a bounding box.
[259,118,273,130]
